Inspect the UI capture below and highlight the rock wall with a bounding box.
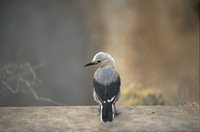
[0,106,199,131]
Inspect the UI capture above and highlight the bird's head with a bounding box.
[84,52,115,68]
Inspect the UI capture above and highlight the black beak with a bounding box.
[84,61,99,67]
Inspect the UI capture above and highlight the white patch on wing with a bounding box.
[93,90,101,105]
[100,103,103,122]
[112,104,115,119]
[107,96,115,102]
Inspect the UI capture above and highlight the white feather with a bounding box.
[107,96,115,102]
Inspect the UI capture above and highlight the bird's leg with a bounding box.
[114,104,121,116]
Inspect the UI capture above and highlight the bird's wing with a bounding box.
[93,76,120,103]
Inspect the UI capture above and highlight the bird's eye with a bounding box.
[97,60,101,63]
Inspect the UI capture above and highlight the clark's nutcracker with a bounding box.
[84,52,121,122]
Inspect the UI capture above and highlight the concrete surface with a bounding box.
[0,106,199,132]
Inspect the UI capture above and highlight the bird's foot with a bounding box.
[115,111,121,116]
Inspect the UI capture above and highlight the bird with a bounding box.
[84,52,121,122]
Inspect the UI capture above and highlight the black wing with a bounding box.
[93,76,120,103]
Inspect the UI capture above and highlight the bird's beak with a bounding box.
[84,61,99,67]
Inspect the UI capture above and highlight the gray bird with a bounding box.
[84,52,121,122]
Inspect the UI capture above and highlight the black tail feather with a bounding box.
[101,103,113,122]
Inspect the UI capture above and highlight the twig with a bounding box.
[0,63,65,106]
[1,80,18,94]
[21,63,45,77]
[19,76,64,105]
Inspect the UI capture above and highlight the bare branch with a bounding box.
[0,63,64,106]
[21,63,45,77]
[19,76,64,105]
[1,80,18,94]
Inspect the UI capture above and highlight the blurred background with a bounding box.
[0,0,199,106]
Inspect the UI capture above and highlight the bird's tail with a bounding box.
[100,102,114,122]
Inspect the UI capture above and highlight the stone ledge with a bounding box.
[0,106,199,132]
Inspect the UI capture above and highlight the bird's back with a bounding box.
[93,67,120,102]
[94,67,119,86]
